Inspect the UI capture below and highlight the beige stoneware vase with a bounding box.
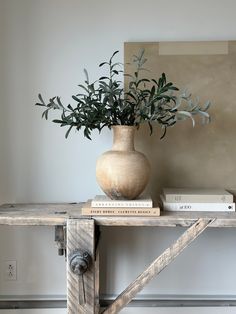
[96,125,150,200]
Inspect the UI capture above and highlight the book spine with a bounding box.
[163,202,235,212]
[82,208,160,216]
[164,194,233,203]
[91,201,153,208]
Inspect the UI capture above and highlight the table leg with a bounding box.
[67,218,95,314]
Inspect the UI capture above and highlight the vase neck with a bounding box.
[112,126,135,151]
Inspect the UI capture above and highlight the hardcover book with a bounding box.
[160,195,235,212]
[91,195,153,208]
[82,201,160,216]
[163,188,234,203]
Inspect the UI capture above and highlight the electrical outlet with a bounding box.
[4,260,17,281]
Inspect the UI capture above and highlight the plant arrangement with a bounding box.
[36,50,211,139]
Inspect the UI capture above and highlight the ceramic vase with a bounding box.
[96,125,150,200]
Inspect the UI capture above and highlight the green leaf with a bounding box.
[35,49,212,140]
[53,119,65,124]
[38,94,45,104]
[168,86,179,91]
[84,127,92,140]
[72,95,81,102]
[83,68,89,83]
[99,76,109,80]
[137,78,150,85]
[99,62,109,67]
[202,100,211,111]
[198,110,210,119]
[88,83,95,93]
[78,84,89,93]
[35,102,45,107]
[65,125,73,138]
[177,111,195,127]
[56,97,64,109]
[109,50,119,64]
[137,48,145,61]
[67,104,74,111]
[162,73,166,85]
[148,122,153,135]
[42,109,49,120]
[124,73,135,79]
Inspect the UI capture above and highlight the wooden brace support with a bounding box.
[103,218,214,314]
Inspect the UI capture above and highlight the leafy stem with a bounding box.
[36,50,211,139]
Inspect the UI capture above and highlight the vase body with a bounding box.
[96,126,150,200]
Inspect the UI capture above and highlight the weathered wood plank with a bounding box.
[95,249,100,314]
[103,218,213,314]
[94,213,235,227]
[67,219,95,314]
[0,203,84,225]
[0,203,83,212]
[0,204,236,227]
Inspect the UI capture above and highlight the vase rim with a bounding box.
[112,125,135,129]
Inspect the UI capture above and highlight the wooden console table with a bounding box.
[1,203,236,313]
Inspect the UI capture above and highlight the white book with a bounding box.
[91,195,153,208]
[82,201,160,216]
[163,188,234,203]
[160,195,235,212]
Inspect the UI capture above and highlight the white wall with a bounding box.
[1,0,236,312]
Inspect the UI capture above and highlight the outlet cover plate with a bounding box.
[4,260,17,281]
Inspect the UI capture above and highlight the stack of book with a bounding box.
[82,195,160,216]
[161,188,235,212]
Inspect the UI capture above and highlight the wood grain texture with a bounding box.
[0,203,84,225]
[93,213,234,227]
[1,204,236,227]
[95,249,100,314]
[67,219,95,314]
[96,126,150,200]
[103,218,213,314]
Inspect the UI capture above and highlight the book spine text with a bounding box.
[163,202,235,212]
[165,195,233,203]
[91,201,153,208]
[82,208,160,216]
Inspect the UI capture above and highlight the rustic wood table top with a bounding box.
[0,203,236,227]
